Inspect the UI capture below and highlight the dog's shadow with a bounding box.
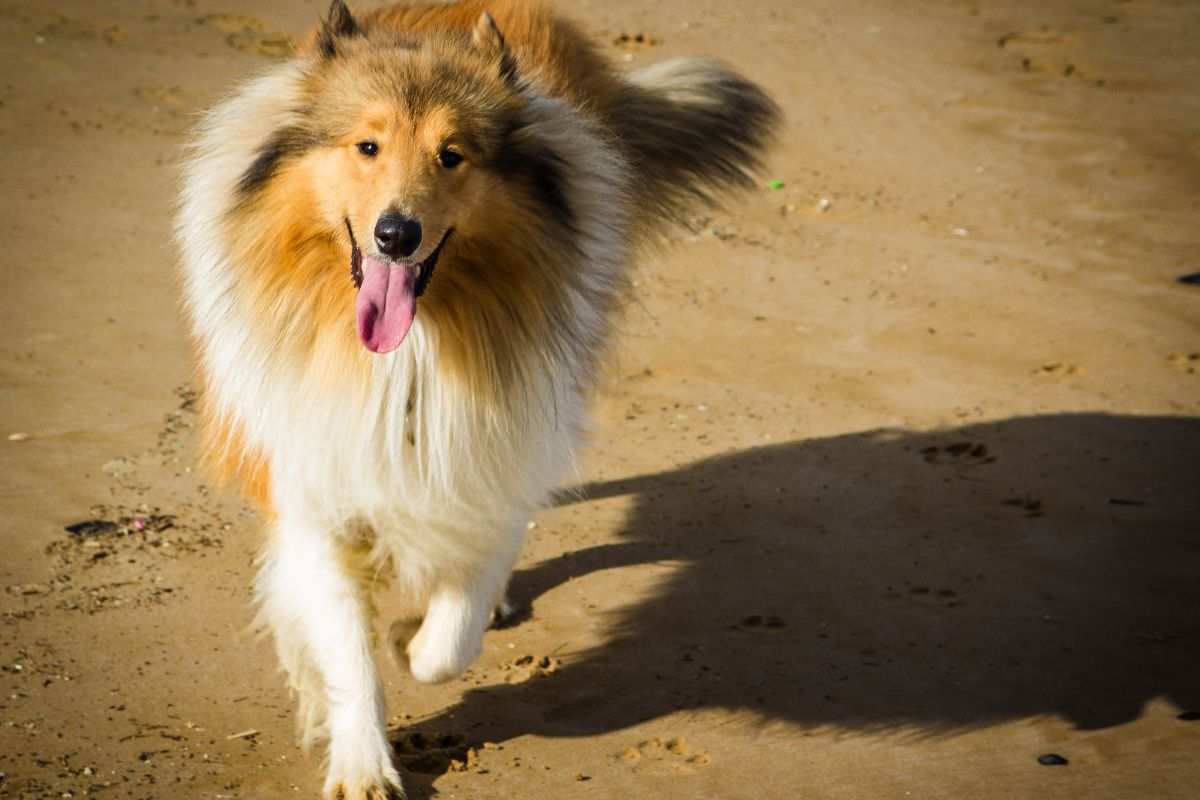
[396,412,1200,792]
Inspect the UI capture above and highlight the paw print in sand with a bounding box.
[618,737,711,775]
[920,441,995,466]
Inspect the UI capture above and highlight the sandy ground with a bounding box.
[2,0,1199,798]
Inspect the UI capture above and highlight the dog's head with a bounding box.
[313,4,523,354]
[237,2,574,355]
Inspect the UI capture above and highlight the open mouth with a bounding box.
[345,220,452,298]
[346,219,454,354]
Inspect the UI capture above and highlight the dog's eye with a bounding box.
[438,148,464,169]
[356,141,379,158]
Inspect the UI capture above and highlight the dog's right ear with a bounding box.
[317,0,362,59]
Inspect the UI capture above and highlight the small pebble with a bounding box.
[7,432,29,442]
[818,197,832,212]
[65,520,119,537]
[1037,753,1069,766]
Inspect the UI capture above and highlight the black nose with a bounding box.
[374,213,422,259]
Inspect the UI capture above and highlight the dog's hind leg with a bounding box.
[257,518,404,800]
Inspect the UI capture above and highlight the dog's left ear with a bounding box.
[471,11,518,83]
[317,0,362,59]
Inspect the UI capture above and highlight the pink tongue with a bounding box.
[356,256,418,354]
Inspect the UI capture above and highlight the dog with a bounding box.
[176,1,778,796]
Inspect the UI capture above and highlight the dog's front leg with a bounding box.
[393,538,518,685]
[258,518,404,800]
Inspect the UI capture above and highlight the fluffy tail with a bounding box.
[608,57,782,234]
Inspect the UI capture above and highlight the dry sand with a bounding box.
[2,0,1199,798]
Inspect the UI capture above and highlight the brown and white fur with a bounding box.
[176,2,778,797]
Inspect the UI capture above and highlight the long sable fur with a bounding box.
[612,57,782,233]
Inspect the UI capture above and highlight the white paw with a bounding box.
[323,779,404,800]
[324,725,404,800]
[405,620,481,685]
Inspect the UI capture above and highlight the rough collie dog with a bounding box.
[177,1,777,796]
